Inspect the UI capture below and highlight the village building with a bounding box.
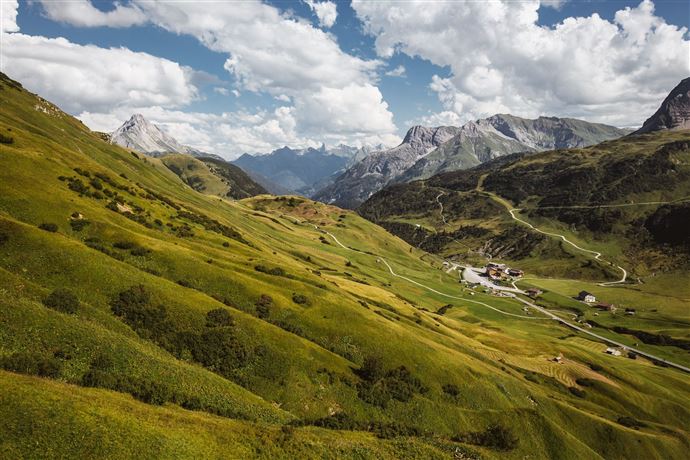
[595,302,616,312]
[605,347,622,356]
[507,268,524,278]
[577,291,596,303]
[525,288,542,298]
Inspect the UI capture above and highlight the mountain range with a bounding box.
[233,143,383,196]
[316,115,630,208]
[359,77,690,279]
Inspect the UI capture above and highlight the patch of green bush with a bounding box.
[256,294,272,319]
[568,386,586,398]
[0,351,61,378]
[69,219,90,231]
[43,288,79,314]
[38,222,58,232]
[453,424,518,451]
[442,383,460,397]
[0,133,14,144]
[206,308,234,328]
[617,416,647,429]
[355,356,427,407]
[292,293,308,305]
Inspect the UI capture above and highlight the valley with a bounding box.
[1,73,689,459]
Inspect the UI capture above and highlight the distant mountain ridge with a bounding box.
[314,115,628,209]
[398,115,631,183]
[232,143,383,197]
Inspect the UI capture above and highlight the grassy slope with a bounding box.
[1,75,689,458]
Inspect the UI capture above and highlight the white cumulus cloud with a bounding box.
[303,0,338,28]
[385,65,406,77]
[353,0,690,127]
[1,0,19,33]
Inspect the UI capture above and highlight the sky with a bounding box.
[1,0,689,159]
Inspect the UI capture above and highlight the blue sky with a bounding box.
[1,1,689,158]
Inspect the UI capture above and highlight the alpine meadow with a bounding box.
[1,1,689,459]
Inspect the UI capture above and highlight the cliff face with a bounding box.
[634,78,690,134]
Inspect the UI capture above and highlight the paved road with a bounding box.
[507,208,628,286]
[512,296,690,374]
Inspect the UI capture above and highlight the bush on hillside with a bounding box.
[575,378,595,387]
[0,133,14,144]
[617,416,647,429]
[0,232,8,245]
[292,293,308,305]
[454,424,518,451]
[442,383,461,397]
[38,222,58,232]
[110,285,173,342]
[0,351,61,378]
[206,308,234,328]
[256,294,273,319]
[43,288,79,314]
[254,264,287,277]
[569,386,586,398]
[355,356,427,407]
[69,219,90,231]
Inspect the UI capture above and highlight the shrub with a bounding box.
[89,178,103,190]
[617,416,647,429]
[254,265,287,277]
[357,355,386,382]
[442,383,460,397]
[110,285,173,342]
[0,352,61,378]
[589,362,603,372]
[43,288,79,314]
[568,386,586,398]
[454,424,518,451]
[222,241,230,248]
[38,223,58,232]
[130,246,149,256]
[191,328,254,376]
[0,133,14,144]
[113,241,137,250]
[206,308,234,328]
[0,232,8,245]
[292,293,308,305]
[575,378,595,387]
[437,304,453,315]
[130,380,172,405]
[256,294,272,319]
[69,219,90,231]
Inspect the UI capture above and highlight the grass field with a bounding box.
[1,73,689,459]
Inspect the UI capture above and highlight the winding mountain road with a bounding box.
[284,214,690,373]
[507,208,628,286]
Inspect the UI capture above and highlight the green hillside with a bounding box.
[161,153,267,199]
[1,73,689,458]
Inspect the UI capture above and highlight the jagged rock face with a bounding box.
[110,114,224,161]
[312,125,460,208]
[634,78,690,134]
[399,115,629,183]
[111,114,187,155]
[315,116,628,208]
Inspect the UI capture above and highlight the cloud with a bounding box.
[1,0,19,33]
[0,33,198,114]
[213,87,230,96]
[38,0,147,27]
[385,65,406,77]
[353,0,690,127]
[303,1,338,28]
[541,0,568,10]
[33,0,397,145]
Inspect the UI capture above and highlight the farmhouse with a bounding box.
[526,288,542,298]
[605,347,622,356]
[595,302,616,312]
[577,291,596,303]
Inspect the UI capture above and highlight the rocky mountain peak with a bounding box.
[111,113,186,155]
[634,78,690,134]
[402,125,459,153]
